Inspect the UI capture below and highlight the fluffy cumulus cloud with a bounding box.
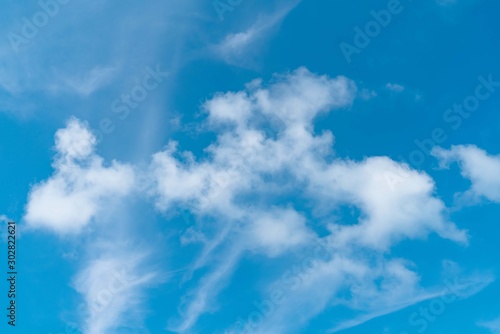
[24,117,135,234]
[309,157,467,250]
[150,67,358,216]
[22,117,157,334]
[433,145,500,203]
[148,67,468,333]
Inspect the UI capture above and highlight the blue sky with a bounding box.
[1,0,500,333]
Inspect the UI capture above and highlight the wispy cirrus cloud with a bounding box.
[74,247,159,334]
[213,0,301,67]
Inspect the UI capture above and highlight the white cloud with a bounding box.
[18,66,484,334]
[386,83,405,92]
[148,67,467,333]
[247,208,313,257]
[55,117,97,160]
[24,117,135,234]
[150,67,357,215]
[20,67,476,334]
[151,67,358,331]
[432,145,500,203]
[213,1,300,67]
[309,157,467,250]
